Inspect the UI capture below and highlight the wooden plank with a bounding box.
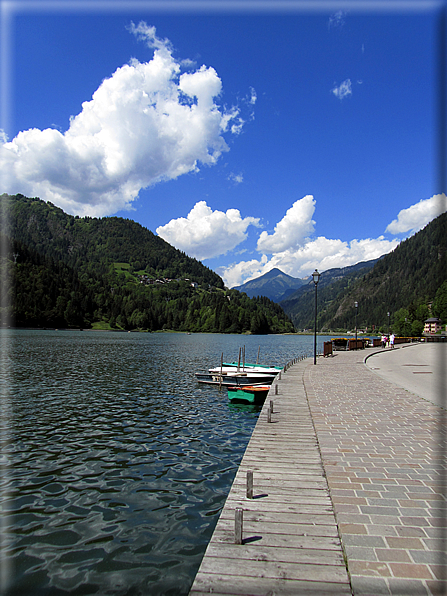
[224,494,332,506]
[222,500,333,513]
[209,519,341,538]
[218,510,338,526]
[231,468,326,481]
[191,574,352,596]
[238,456,323,464]
[197,557,349,583]
[229,478,328,489]
[227,485,329,498]
[209,529,343,550]
[204,543,345,565]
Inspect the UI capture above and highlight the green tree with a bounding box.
[433,281,447,322]
[411,319,424,336]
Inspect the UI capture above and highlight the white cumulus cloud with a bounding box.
[221,234,399,288]
[249,87,257,105]
[0,22,243,217]
[228,172,244,184]
[328,10,347,29]
[218,192,445,288]
[257,195,316,253]
[385,193,447,235]
[332,79,352,100]
[217,255,269,290]
[156,201,260,261]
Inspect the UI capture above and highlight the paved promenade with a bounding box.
[304,344,446,595]
[189,344,446,596]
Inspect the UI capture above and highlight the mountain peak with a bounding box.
[234,268,306,302]
[262,267,286,279]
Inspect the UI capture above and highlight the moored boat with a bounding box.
[227,384,270,404]
[195,347,282,386]
[195,371,276,386]
[209,364,280,375]
[223,361,282,372]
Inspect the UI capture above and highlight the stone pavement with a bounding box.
[303,344,447,595]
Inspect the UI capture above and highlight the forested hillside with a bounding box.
[281,211,447,334]
[280,261,380,331]
[0,194,295,333]
[3,193,222,286]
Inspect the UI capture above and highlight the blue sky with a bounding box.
[1,0,446,287]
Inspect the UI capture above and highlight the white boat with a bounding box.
[223,361,282,372]
[208,365,280,376]
[195,371,276,386]
[195,347,282,386]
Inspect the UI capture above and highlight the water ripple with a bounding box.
[1,330,315,595]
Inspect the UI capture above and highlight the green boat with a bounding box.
[227,384,270,404]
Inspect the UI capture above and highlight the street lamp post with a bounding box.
[387,311,390,335]
[312,269,320,365]
[354,301,358,344]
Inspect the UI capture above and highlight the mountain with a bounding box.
[2,193,222,287]
[0,193,295,334]
[281,212,447,333]
[280,260,380,331]
[234,268,307,302]
[281,258,380,304]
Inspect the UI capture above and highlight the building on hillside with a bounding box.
[424,317,443,334]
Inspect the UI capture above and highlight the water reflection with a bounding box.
[2,330,316,595]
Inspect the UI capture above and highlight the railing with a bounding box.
[331,337,367,351]
[282,354,307,372]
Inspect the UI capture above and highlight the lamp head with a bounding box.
[312,269,320,285]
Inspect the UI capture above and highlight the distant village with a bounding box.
[138,274,198,288]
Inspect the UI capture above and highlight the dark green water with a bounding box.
[1,330,320,596]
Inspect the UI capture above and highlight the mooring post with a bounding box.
[267,407,271,423]
[246,470,253,499]
[235,508,243,544]
[270,400,274,414]
[278,371,281,380]
[275,383,278,395]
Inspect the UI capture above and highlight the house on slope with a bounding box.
[424,317,443,335]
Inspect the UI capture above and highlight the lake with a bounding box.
[1,329,333,596]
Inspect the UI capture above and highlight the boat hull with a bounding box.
[227,384,270,404]
[208,366,280,377]
[195,372,276,386]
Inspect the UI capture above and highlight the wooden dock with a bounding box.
[189,359,352,595]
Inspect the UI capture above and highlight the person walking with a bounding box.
[381,334,387,348]
[390,333,395,348]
